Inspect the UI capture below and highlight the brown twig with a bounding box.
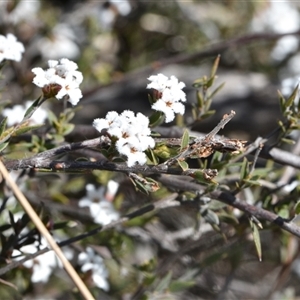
[163,111,244,166]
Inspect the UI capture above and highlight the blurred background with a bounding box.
[1,1,300,299]
[1,0,300,139]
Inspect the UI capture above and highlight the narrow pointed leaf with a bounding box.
[294,201,300,215]
[210,55,221,79]
[13,124,44,136]
[277,90,286,113]
[156,271,172,292]
[249,218,262,261]
[240,157,249,181]
[209,82,225,99]
[177,160,189,171]
[180,129,190,151]
[0,142,9,152]
[0,117,7,136]
[285,84,298,110]
[23,95,46,121]
[149,111,165,128]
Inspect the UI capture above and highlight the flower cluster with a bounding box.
[147,73,186,123]
[32,58,83,105]
[12,238,73,283]
[78,247,110,291]
[78,182,119,225]
[0,33,24,63]
[93,110,155,167]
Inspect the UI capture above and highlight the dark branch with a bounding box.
[0,193,179,276]
[157,174,300,238]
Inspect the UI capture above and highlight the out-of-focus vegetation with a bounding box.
[1,1,300,299]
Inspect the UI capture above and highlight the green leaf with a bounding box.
[240,157,249,181]
[154,144,178,160]
[278,90,286,113]
[0,117,7,136]
[192,76,208,88]
[196,90,204,108]
[243,179,261,187]
[0,127,14,144]
[145,148,158,165]
[277,206,290,219]
[285,84,298,110]
[249,218,262,261]
[61,123,75,136]
[144,177,160,192]
[156,271,172,292]
[130,177,149,195]
[200,208,219,225]
[209,82,225,99]
[218,212,239,225]
[177,160,189,171]
[180,129,190,151]
[149,111,165,128]
[200,110,216,120]
[281,137,296,145]
[23,95,46,121]
[0,142,9,152]
[53,221,70,230]
[188,170,217,184]
[147,93,155,105]
[294,201,300,215]
[277,120,286,132]
[210,55,221,79]
[13,123,44,136]
[251,168,272,177]
[47,109,58,124]
[169,280,195,293]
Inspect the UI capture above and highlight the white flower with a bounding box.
[1,0,40,24]
[2,101,47,126]
[147,73,186,123]
[78,183,119,225]
[147,73,170,91]
[0,33,24,63]
[32,58,83,105]
[93,110,155,167]
[152,89,185,123]
[78,247,110,291]
[117,143,148,167]
[98,0,131,30]
[37,24,80,60]
[12,239,57,283]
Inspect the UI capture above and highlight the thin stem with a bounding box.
[203,110,236,141]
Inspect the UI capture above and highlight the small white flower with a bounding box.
[37,24,80,60]
[78,247,110,291]
[0,33,24,63]
[118,144,147,167]
[152,89,185,123]
[93,110,155,167]
[12,239,59,283]
[2,101,47,126]
[78,183,119,225]
[147,73,186,123]
[32,58,83,105]
[147,73,169,91]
